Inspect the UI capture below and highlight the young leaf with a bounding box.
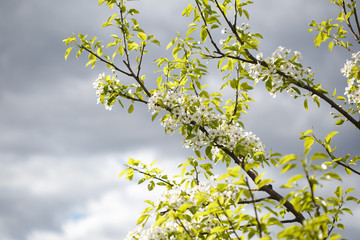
[64,47,73,60]
[137,32,147,41]
[200,28,208,42]
[304,99,308,110]
[325,131,338,144]
[279,154,297,165]
[128,104,134,114]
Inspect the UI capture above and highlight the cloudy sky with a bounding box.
[1,0,359,239]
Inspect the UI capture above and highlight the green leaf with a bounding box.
[186,28,197,37]
[304,99,308,110]
[194,149,201,158]
[98,0,106,6]
[147,181,155,191]
[96,46,103,56]
[63,36,76,46]
[279,154,297,165]
[128,41,139,51]
[325,131,338,144]
[128,8,139,15]
[286,174,304,187]
[281,163,297,173]
[182,3,193,17]
[336,96,346,101]
[151,111,159,122]
[255,172,266,184]
[136,214,150,225]
[205,146,213,160]
[137,32,147,41]
[265,79,273,91]
[321,172,342,181]
[166,39,175,50]
[335,119,344,125]
[334,185,342,198]
[311,152,328,160]
[200,28,208,42]
[126,168,134,180]
[332,88,336,97]
[210,225,227,234]
[128,104,134,113]
[85,59,96,68]
[144,200,154,207]
[151,39,160,46]
[178,203,193,212]
[304,137,314,149]
[119,169,127,178]
[128,158,138,165]
[154,214,166,227]
[64,47,73,60]
[258,179,274,189]
[329,233,343,240]
[301,129,313,136]
[76,48,84,58]
[118,45,124,56]
[345,188,355,194]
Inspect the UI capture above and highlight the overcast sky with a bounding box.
[1,0,359,239]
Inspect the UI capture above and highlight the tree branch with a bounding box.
[245,177,263,238]
[130,167,174,187]
[312,133,360,175]
[80,45,131,77]
[342,1,360,44]
[220,147,306,224]
[350,0,360,39]
[291,80,360,129]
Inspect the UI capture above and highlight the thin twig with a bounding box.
[117,2,151,97]
[194,0,224,55]
[80,46,131,77]
[245,177,263,238]
[304,167,321,216]
[211,0,360,129]
[312,133,360,175]
[136,44,146,79]
[282,71,360,129]
[217,204,242,240]
[342,1,360,43]
[118,92,148,104]
[238,197,269,204]
[229,63,241,125]
[176,217,194,239]
[213,0,258,63]
[219,147,306,224]
[131,167,174,187]
[350,0,360,39]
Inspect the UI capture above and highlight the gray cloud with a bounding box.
[0,0,359,239]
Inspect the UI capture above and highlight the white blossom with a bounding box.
[147,90,265,157]
[340,51,360,105]
[126,177,245,240]
[248,47,313,98]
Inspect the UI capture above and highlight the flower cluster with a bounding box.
[93,71,119,111]
[219,23,251,45]
[93,73,106,104]
[341,52,360,105]
[125,223,178,240]
[147,91,265,157]
[248,46,313,98]
[93,70,132,111]
[125,177,243,240]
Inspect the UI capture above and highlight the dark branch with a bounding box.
[80,46,132,77]
[342,1,360,44]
